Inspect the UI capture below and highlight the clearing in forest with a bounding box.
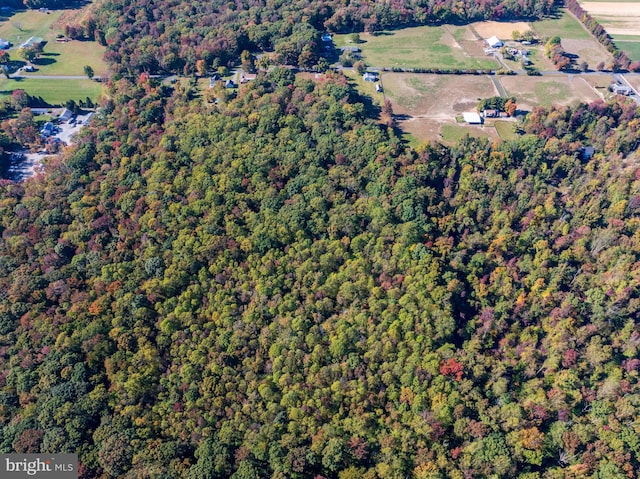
[334,25,497,70]
[0,10,107,77]
[381,73,501,144]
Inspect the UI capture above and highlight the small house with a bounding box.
[375,83,383,93]
[0,39,10,50]
[40,122,55,137]
[225,79,236,88]
[340,46,360,53]
[486,36,503,48]
[579,146,595,160]
[483,109,499,118]
[463,112,482,124]
[23,65,35,72]
[240,73,256,84]
[20,37,44,49]
[610,83,633,96]
[363,72,378,82]
[321,33,333,43]
[58,109,73,122]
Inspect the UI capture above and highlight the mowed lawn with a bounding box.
[335,26,496,70]
[0,78,104,105]
[0,10,107,76]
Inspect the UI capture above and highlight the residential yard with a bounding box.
[499,74,602,110]
[341,69,385,109]
[0,78,103,105]
[334,25,497,70]
[440,123,494,144]
[494,120,519,141]
[0,10,107,77]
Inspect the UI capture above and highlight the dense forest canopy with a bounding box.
[1,67,640,478]
[2,0,640,478]
[78,0,555,75]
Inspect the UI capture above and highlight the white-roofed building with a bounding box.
[486,36,503,48]
[463,112,482,124]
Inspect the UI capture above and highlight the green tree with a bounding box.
[84,65,94,80]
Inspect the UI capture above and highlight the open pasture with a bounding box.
[499,74,602,110]
[533,9,593,39]
[0,77,103,105]
[0,10,107,77]
[337,25,497,70]
[381,73,500,143]
[530,9,613,68]
[579,2,640,36]
[579,1,640,59]
[561,38,613,68]
[614,41,640,61]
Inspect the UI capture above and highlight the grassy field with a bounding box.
[500,75,601,110]
[0,78,103,105]
[494,120,519,141]
[615,41,640,61]
[0,10,107,77]
[334,26,497,70]
[441,124,490,143]
[579,1,640,55]
[533,9,592,40]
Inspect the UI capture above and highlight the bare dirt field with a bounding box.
[581,72,618,98]
[384,73,498,118]
[579,2,640,35]
[561,38,613,68]
[383,73,500,143]
[473,21,532,40]
[499,74,602,111]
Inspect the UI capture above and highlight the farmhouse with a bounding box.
[58,109,73,122]
[40,122,55,137]
[610,83,633,96]
[240,73,256,84]
[463,112,482,124]
[363,72,378,82]
[486,36,503,48]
